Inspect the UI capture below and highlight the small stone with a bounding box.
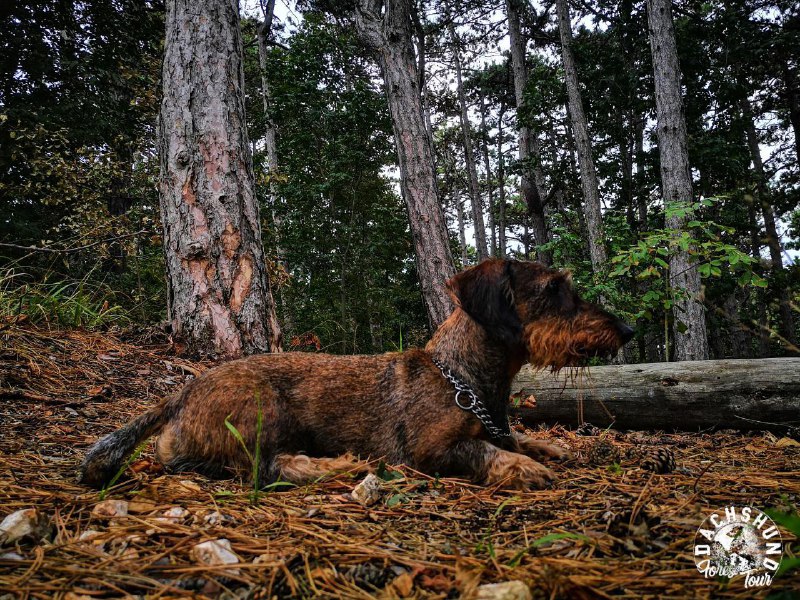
[78,529,105,550]
[155,507,189,523]
[92,500,129,519]
[202,511,233,526]
[0,509,50,545]
[0,551,24,561]
[476,581,533,600]
[191,539,240,575]
[350,473,383,506]
[178,479,203,492]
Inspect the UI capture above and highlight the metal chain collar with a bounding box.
[431,358,511,439]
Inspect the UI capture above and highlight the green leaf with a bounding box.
[376,460,404,481]
[386,493,408,507]
[507,532,590,568]
[224,415,253,464]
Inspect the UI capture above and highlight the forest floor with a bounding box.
[0,322,798,600]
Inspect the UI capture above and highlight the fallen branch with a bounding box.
[513,358,800,432]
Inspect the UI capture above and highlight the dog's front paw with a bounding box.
[517,437,573,462]
[486,451,555,490]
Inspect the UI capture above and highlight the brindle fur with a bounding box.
[79,259,633,490]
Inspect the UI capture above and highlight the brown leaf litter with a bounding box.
[0,322,798,598]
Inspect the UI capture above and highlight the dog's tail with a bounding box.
[78,401,170,488]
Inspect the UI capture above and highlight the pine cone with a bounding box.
[345,562,392,589]
[575,422,601,436]
[641,447,676,474]
[587,439,621,465]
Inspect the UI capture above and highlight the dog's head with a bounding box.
[446,259,634,369]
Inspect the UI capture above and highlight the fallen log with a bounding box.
[512,358,800,432]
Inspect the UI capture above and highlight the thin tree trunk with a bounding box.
[449,23,488,261]
[497,108,508,259]
[646,0,709,361]
[411,4,435,149]
[506,0,550,265]
[355,0,455,328]
[740,97,796,346]
[456,194,468,265]
[159,0,282,358]
[256,0,292,338]
[556,0,607,272]
[783,62,800,160]
[479,92,497,257]
[748,201,771,357]
[634,116,647,228]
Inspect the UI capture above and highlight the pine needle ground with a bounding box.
[1,323,797,598]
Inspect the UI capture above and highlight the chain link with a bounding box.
[431,358,511,439]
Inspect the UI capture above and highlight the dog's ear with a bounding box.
[446,260,522,344]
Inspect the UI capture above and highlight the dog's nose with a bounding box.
[617,322,635,343]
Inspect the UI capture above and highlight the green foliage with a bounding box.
[764,508,800,578]
[609,199,764,322]
[243,12,427,353]
[0,268,130,328]
[224,391,267,504]
[98,440,150,501]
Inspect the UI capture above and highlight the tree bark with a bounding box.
[158,0,282,358]
[646,0,709,361]
[456,194,468,266]
[479,92,497,257]
[782,62,800,161]
[740,97,796,347]
[513,358,800,432]
[497,106,508,259]
[354,0,455,328]
[449,23,488,261]
[256,0,293,337]
[748,200,771,357]
[556,0,607,272]
[506,0,551,265]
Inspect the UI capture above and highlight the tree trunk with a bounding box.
[158,0,282,358]
[556,0,607,272]
[646,0,709,361]
[456,194,468,266]
[450,24,488,261]
[740,97,796,347]
[748,200,771,357]
[783,62,800,161]
[513,358,800,432]
[256,0,293,338]
[411,4,435,152]
[506,0,550,265]
[497,108,508,259]
[479,92,497,257]
[355,0,455,328]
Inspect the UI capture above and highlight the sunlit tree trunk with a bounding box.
[355,0,455,328]
[647,0,709,361]
[556,0,607,272]
[159,0,282,358]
